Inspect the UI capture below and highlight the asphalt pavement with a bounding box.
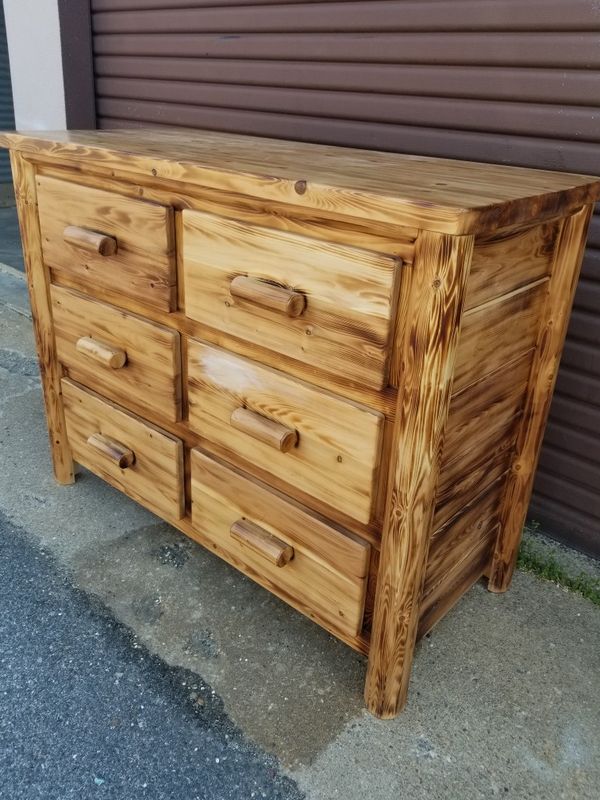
[0,511,303,800]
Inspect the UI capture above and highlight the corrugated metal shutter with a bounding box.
[90,0,600,556]
[0,1,15,184]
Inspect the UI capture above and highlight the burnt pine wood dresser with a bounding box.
[2,129,599,718]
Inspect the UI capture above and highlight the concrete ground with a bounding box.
[1,263,599,800]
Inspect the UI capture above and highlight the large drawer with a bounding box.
[37,175,176,311]
[182,211,399,389]
[51,286,181,421]
[187,341,384,524]
[61,379,184,521]
[191,451,370,638]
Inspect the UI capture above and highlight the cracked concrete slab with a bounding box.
[1,274,599,799]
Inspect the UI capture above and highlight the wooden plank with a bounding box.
[51,285,182,421]
[418,527,495,638]
[427,478,504,589]
[467,219,558,310]
[187,340,384,525]
[183,210,400,390]
[489,205,595,591]
[61,378,184,521]
[1,129,598,234]
[453,280,548,392]
[442,352,533,467]
[36,174,176,311]
[36,161,418,262]
[364,230,474,718]
[9,151,74,484]
[191,450,370,638]
[49,265,397,416]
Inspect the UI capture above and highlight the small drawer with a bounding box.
[191,451,370,638]
[61,379,184,521]
[51,285,181,421]
[37,175,176,311]
[187,341,384,524]
[182,211,399,389]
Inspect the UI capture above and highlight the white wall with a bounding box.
[4,0,66,130]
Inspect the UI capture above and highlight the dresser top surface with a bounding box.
[2,128,598,235]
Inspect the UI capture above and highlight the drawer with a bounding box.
[61,379,184,521]
[187,341,384,524]
[51,286,182,422]
[191,451,370,638]
[182,211,399,389]
[37,175,176,311]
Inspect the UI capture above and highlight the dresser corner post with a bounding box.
[488,203,594,594]
[364,229,474,719]
[10,150,75,485]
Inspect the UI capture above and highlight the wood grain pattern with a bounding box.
[489,204,594,591]
[191,450,370,638]
[365,230,474,718]
[61,379,184,521]
[63,225,118,256]
[75,336,127,369]
[442,353,533,473]
[230,406,298,453]
[10,151,74,484]
[183,210,400,389]
[427,478,505,593]
[453,280,547,392]
[49,264,397,415]
[433,353,532,532]
[36,160,418,263]
[229,275,306,318]
[37,175,176,311]
[4,130,599,720]
[2,128,599,234]
[187,340,384,524]
[87,432,135,469]
[466,219,559,311]
[51,285,182,421]
[230,518,295,568]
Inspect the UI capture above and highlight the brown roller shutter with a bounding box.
[91,0,600,556]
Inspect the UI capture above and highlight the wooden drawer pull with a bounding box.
[76,336,127,369]
[87,433,135,469]
[230,407,298,452]
[64,225,118,256]
[230,519,294,567]
[230,275,306,318]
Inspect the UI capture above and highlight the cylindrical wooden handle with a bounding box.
[87,433,135,468]
[230,407,298,452]
[230,519,294,567]
[76,336,127,369]
[64,225,118,256]
[230,275,306,318]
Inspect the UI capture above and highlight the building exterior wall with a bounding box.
[37,1,600,553]
[4,0,66,129]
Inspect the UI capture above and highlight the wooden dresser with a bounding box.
[2,129,598,718]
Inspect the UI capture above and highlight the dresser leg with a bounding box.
[488,205,593,594]
[10,151,74,485]
[364,231,474,718]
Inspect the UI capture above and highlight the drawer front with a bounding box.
[187,341,384,524]
[191,451,370,638]
[182,211,399,389]
[61,379,184,521]
[37,175,176,311]
[52,286,181,421]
